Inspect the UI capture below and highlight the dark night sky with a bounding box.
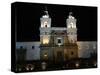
[13,2,97,42]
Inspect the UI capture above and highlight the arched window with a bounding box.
[44,21,48,27]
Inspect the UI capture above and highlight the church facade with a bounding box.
[40,11,78,62]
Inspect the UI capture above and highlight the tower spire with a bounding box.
[67,12,77,43]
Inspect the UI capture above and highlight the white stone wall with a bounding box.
[77,41,97,58]
[16,41,97,60]
[16,42,40,61]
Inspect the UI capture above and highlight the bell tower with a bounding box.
[40,9,51,45]
[66,12,77,43]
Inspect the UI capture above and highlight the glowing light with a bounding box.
[41,62,46,70]
[43,36,49,44]
[31,67,34,70]
[75,62,79,67]
[18,68,21,71]
[26,67,29,71]
[44,54,47,57]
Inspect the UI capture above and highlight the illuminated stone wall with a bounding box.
[16,42,40,61]
[77,41,97,58]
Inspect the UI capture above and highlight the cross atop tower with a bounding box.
[42,6,49,18]
[68,12,74,19]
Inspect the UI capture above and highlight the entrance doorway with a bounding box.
[56,51,63,62]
